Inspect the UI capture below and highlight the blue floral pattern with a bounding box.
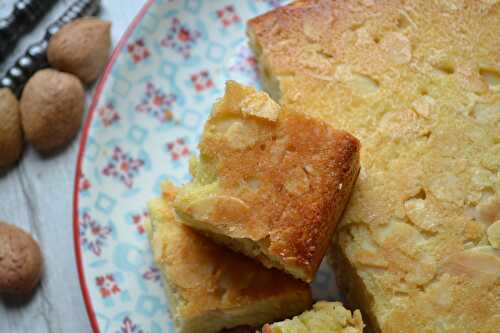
[135,83,177,123]
[75,1,338,332]
[160,18,201,59]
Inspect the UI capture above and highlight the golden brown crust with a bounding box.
[148,182,312,332]
[174,81,360,282]
[248,0,500,332]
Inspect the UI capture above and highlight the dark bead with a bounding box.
[0,0,101,95]
[1,77,14,89]
[19,56,33,69]
[9,67,24,81]
[0,0,57,60]
[0,19,9,30]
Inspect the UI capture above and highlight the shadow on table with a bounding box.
[0,275,44,308]
[0,137,79,179]
[0,291,37,308]
[0,163,19,178]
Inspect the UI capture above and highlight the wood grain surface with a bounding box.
[0,1,145,332]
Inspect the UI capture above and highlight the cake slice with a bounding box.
[173,81,361,282]
[262,301,364,333]
[248,0,500,332]
[146,182,312,333]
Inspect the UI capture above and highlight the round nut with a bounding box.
[487,220,500,249]
[20,69,85,154]
[0,88,23,168]
[0,222,43,295]
[47,17,112,83]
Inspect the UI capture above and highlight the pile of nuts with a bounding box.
[0,17,111,295]
[0,17,111,167]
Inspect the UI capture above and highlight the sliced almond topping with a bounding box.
[223,120,260,149]
[187,195,250,224]
[481,144,500,170]
[356,250,389,268]
[406,253,437,285]
[428,174,465,205]
[380,32,412,65]
[335,64,380,95]
[477,196,500,224]
[349,73,380,95]
[285,167,310,195]
[214,117,270,150]
[240,91,280,121]
[487,220,500,249]
[404,198,438,232]
[412,95,435,118]
[441,246,500,278]
[457,65,488,94]
[375,221,424,248]
[472,101,500,124]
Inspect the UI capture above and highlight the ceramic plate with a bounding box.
[74,1,338,332]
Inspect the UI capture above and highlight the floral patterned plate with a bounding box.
[73,1,338,332]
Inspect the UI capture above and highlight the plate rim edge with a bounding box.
[72,1,155,332]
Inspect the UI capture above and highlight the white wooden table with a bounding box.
[0,1,145,331]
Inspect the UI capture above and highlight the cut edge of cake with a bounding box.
[146,181,313,333]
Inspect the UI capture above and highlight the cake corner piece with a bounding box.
[173,81,360,282]
[147,181,312,333]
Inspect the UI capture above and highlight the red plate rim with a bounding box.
[72,1,155,331]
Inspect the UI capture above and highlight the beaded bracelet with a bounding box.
[0,0,101,96]
[0,0,58,61]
